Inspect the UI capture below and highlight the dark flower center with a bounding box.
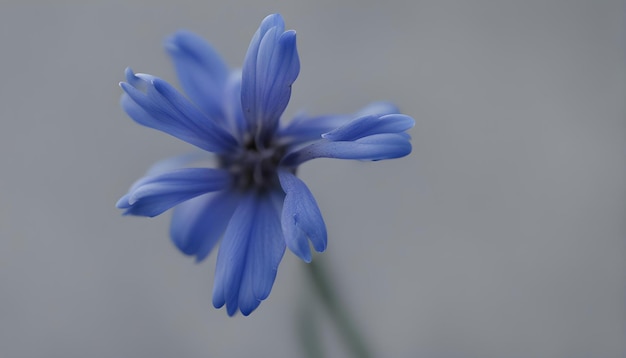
[220,137,287,191]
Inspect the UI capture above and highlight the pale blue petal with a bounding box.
[282,133,413,166]
[257,30,299,129]
[241,14,284,128]
[241,14,299,140]
[169,190,239,261]
[117,168,231,217]
[237,194,285,315]
[278,171,326,263]
[211,192,286,316]
[279,114,351,143]
[281,110,414,165]
[248,194,286,301]
[212,194,257,315]
[321,114,415,141]
[165,30,229,119]
[279,102,401,144]
[222,71,247,139]
[236,269,260,316]
[120,69,237,153]
[115,193,133,209]
[115,152,210,211]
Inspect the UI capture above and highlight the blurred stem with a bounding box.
[304,259,374,358]
[296,297,326,358]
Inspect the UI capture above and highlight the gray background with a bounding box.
[0,1,624,357]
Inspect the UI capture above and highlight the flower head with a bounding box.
[117,14,414,316]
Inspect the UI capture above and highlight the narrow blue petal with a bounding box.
[257,30,299,125]
[236,269,261,316]
[169,190,239,262]
[237,193,286,316]
[117,168,231,217]
[321,114,415,141]
[241,14,299,140]
[222,71,248,139]
[279,102,401,144]
[247,193,286,302]
[278,171,326,263]
[282,133,413,166]
[165,30,229,119]
[279,114,351,143]
[241,14,284,131]
[120,69,237,153]
[116,172,161,209]
[211,192,286,316]
[212,194,257,314]
[124,67,145,87]
[115,193,133,209]
[115,152,209,210]
[281,110,414,166]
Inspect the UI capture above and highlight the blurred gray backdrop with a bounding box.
[0,1,624,357]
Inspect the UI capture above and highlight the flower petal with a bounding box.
[239,193,285,315]
[169,190,240,262]
[165,30,229,119]
[116,168,231,217]
[279,102,401,144]
[278,171,327,263]
[222,71,248,139]
[120,68,237,153]
[212,192,286,316]
[282,133,413,166]
[281,110,414,166]
[241,14,300,141]
[115,152,210,212]
[212,194,256,315]
[321,114,415,141]
[279,114,351,143]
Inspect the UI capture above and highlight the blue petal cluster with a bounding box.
[117,14,414,316]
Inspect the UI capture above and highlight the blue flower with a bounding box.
[117,14,414,316]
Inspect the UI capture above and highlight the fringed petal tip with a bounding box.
[278,171,327,263]
[163,29,231,120]
[119,70,146,95]
[278,102,403,145]
[241,13,299,141]
[163,29,228,76]
[261,13,286,31]
[321,114,415,142]
[163,29,198,53]
[211,193,286,316]
[115,168,231,218]
[123,67,137,86]
[116,196,152,217]
[115,194,131,209]
[282,110,415,166]
[119,68,237,153]
[121,68,159,90]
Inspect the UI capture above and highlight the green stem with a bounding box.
[296,299,326,358]
[304,259,374,358]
